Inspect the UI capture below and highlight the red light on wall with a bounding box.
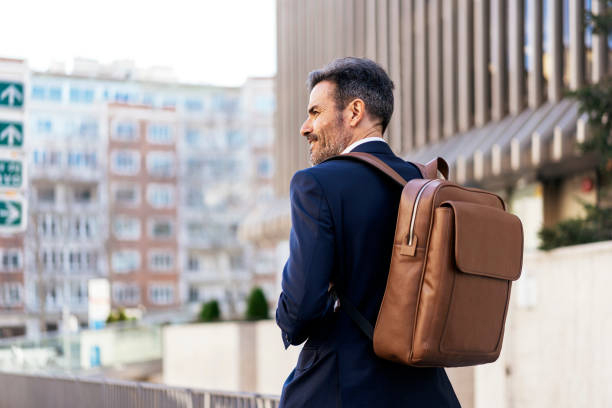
[581,177,594,193]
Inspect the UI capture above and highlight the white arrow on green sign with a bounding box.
[0,82,24,108]
[0,199,21,226]
[0,122,23,147]
[0,158,23,188]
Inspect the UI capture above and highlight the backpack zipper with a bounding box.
[407,180,434,247]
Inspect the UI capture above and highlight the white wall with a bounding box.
[474,241,612,408]
[163,320,301,395]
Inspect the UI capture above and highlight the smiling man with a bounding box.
[276,57,461,407]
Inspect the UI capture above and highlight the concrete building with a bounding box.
[264,0,611,250]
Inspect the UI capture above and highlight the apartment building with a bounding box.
[0,57,263,333]
[107,104,180,311]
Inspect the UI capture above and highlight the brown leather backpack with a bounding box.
[329,152,523,367]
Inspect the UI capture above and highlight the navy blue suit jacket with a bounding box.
[276,141,460,407]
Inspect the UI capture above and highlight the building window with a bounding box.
[111,150,140,175]
[73,187,93,204]
[188,286,200,302]
[2,283,23,307]
[42,249,64,272]
[33,150,62,169]
[37,187,55,204]
[146,183,175,208]
[69,281,88,306]
[148,218,174,240]
[37,119,52,134]
[69,216,96,240]
[187,255,199,271]
[149,250,174,272]
[39,214,62,238]
[148,283,175,305]
[112,216,141,240]
[147,124,174,144]
[45,284,63,310]
[49,87,62,101]
[68,151,97,171]
[112,120,139,142]
[32,86,45,100]
[257,157,273,178]
[185,128,202,147]
[185,188,204,208]
[70,87,94,103]
[112,250,141,274]
[112,283,140,305]
[0,249,22,272]
[146,152,175,178]
[185,99,203,112]
[112,183,140,207]
[226,130,243,147]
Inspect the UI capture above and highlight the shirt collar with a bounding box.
[341,137,388,154]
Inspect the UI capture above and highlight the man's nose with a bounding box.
[300,118,312,137]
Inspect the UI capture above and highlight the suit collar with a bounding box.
[351,140,395,155]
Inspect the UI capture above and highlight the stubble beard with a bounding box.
[308,120,352,166]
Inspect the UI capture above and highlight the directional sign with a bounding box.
[0,195,26,232]
[0,82,24,108]
[0,158,23,189]
[0,122,23,148]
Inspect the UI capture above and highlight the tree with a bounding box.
[539,3,612,249]
[245,287,269,321]
[199,300,221,322]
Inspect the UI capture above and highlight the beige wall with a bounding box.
[475,240,612,408]
[162,320,301,395]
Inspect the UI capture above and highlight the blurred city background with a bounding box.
[0,0,611,407]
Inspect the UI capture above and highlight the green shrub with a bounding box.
[245,287,269,321]
[538,204,612,250]
[106,308,128,324]
[199,300,221,322]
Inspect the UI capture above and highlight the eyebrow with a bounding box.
[308,105,320,114]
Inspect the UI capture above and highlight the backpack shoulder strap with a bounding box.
[325,152,449,182]
[325,152,408,186]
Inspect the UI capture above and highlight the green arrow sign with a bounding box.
[0,122,23,147]
[0,82,24,108]
[0,199,22,226]
[0,159,23,188]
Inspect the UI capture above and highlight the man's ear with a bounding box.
[347,98,365,127]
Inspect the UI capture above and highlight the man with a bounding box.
[276,57,461,407]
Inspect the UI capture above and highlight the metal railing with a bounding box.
[0,371,280,408]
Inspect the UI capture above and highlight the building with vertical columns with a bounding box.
[269,0,611,251]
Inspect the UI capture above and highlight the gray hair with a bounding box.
[306,57,395,132]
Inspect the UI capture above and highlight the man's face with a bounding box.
[300,81,352,165]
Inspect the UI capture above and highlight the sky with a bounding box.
[1,0,277,86]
